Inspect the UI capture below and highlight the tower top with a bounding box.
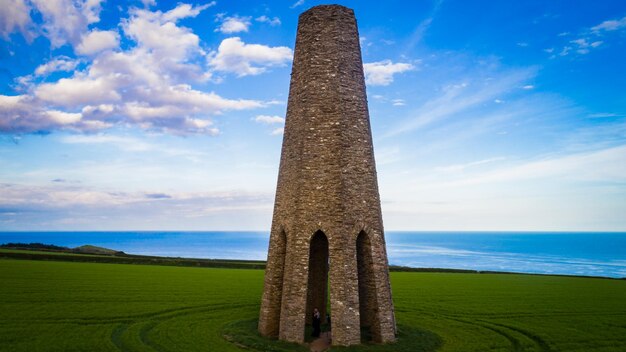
[300,4,354,15]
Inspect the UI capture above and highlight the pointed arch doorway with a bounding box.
[356,230,381,342]
[305,230,329,332]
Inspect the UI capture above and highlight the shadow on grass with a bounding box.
[222,319,442,352]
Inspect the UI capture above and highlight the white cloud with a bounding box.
[0,0,34,40]
[271,127,284,135]
[0,95,32,131]
[26,60,264,132]
[256,15,281,26]
[45,110,82,125]
[1,0,108,47]
[1,3,271,135]
[34,56,79,76]
[0,94,103,133]
[123,4,207,61]
[208,37,293,76]
[392,99,406,106]
[591,16,626,33]
[35,76,122,107]
[216,15,251,34]
[81,0,104,24]
[29,0,101,48]
[363,60,414,86]
[522,85,535,90]
[76,29,120,55]
[290,0,305,9]
[254,115,284,124]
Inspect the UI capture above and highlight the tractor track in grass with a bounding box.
[439,314,551,352]
[139,321,165,352]
[396,307,626,319]
[441,316,523,352]
[111,323,130,352]
[108,303,256,351]
[482,321,552,352]
[12,302,256,327]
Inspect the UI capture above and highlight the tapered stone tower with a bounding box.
[258,5,396,346]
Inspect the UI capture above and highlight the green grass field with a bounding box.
[1,259,625,352]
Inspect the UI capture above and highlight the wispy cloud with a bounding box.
[255,15,281,26]
[402,0,443,53]
[406,143,626,191]
[253,115,285,135]
[59,134,208,161]
[0,182,273,230]
[392,99,406,106]
[588,112,622,118]
[434,157,507,173]
[591,15,626,33]
[555,15,626,57]
[270,127,284,136]
[290,0,305,9]
[34,56,79,76]
[254,115,285,124]
[452,145,626,186]
[384,66,536,137]
[61,134,155,152]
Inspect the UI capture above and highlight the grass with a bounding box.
[0,248,266,269]
[224,319,442,352]
[1,259,626,351]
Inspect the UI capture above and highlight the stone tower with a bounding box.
[258,5,396,346]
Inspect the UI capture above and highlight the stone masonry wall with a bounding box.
[258,5,396,346]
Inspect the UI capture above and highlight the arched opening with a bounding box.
[305,230,329,337]
[356,230,380,342]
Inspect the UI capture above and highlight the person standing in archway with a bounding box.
[312,307,321,338]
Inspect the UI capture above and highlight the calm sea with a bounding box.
[1,231,625,278]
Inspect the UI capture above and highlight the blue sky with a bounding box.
[0,0,625,231]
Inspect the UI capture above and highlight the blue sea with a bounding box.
[1,232,625,278]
